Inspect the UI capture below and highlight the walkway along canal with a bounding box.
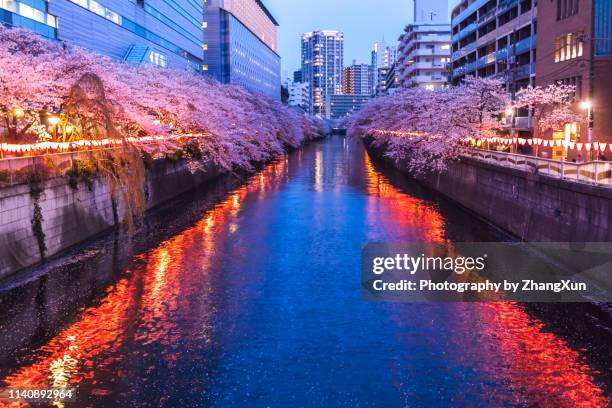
[0,136,610,406]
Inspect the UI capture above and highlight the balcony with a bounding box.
[477,8,496,25]
[496,0,519,15]
[452,22,477,43]
[515,63,536,78]
[451,42,476,61]
[452,0,488,27]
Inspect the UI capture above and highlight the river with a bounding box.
[0,136,609,407]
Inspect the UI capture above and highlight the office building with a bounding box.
[301,30,344,115]
[203,0,281,99]
[396,0,451,89]
[536,0,612,143]
[288,81,310,111]
[1,0,205,70]
[342,63,375,96]
[326,95,371,119]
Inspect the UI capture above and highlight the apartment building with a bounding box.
[396,23,452,89]
[288,81,310,111]
[342,63,375,96]
[451,0,537,131]
[301,30,344,116]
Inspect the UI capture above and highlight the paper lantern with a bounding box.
[599,143,607,152]
[577,143,583,151]
[594,142,600,151]
[585,143,592,151]
[555,140,562,147]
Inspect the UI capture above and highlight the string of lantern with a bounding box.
[469,137,611,153]
[0,134,207,155]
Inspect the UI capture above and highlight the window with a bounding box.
[554,32,584,62]
[1,0,17,12]
[71,0,87,8]
[556,76,582,100]
[46,14,57,27]
[149,51,167,67]
[89,0,105,16]
[105,9,120,24]
[557,0,579,20]
[19,3,45,23]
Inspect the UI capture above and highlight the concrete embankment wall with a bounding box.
[364,137,612,242]
[0,159,219,280]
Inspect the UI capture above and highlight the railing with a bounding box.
[467,150,612,187]
[0,150,101,188]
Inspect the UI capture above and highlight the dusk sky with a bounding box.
[264,0,459,79]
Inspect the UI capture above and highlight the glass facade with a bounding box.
[203,0,281,100]
[4,0,204,70]
[227,14,280,98]
[0,0,57,38]
[595,0,612,56]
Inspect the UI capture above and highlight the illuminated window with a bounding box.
[89,0,105,16]
[19,3,45,23]
[71,0,88,8]
[202,43,208,50]
[202,64,209,71]
[47,14,57,27]
[555,31,584,62]
[1,0,17,12]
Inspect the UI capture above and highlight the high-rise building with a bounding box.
[450,0,537,131]
[396,0,451,90]
[203,0,281,99]
[371,42,398,95]
[1,0,204,71]
[301,30,344,116]
[536,0,612,144]
[342,63,375,96]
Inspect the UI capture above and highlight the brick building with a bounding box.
[536,0,612,143]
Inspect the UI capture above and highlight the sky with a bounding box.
[263,0,460,79]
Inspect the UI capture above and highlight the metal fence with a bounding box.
[467,150,612,187]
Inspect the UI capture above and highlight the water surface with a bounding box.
[0,136,609,407]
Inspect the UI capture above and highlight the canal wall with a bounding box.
[0,158,220,280]
[363,137,612,242]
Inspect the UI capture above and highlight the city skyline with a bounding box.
[265,0,459,75]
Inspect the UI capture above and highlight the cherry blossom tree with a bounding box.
[515,84,582,137]
[346,76,507,173]
[0,26,327,172]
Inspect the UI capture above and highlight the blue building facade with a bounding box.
[203,0,281,100]
[1,0,204,71]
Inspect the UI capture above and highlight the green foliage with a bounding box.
[67,159,98,190]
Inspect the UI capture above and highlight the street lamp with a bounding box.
[48,115,60,142]
[580,100,594,160]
